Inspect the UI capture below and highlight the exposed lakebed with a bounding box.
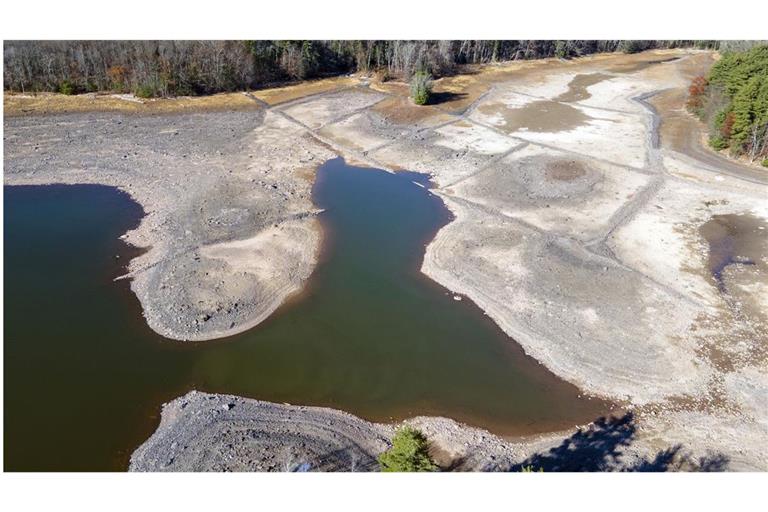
[4,158,608,471]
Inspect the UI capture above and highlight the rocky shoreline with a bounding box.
[129,391,729,472]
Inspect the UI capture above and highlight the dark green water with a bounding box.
[4,158,608,471]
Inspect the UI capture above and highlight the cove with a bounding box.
[4,158,609,471]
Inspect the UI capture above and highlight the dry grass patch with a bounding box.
[3,92,262,116]
[250,76,356,105]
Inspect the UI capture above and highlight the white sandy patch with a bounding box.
[579,307,600,325]
[318,112,394,152]
[470,88,537,118]
[280,90,385,130]
[370,121,523,187]
[512,105,648,169]
[201,221,309,282]
[434,121,519,155]
[664,152,768,196]
[474,242,528,277]
[491,144,651,239]
[608,179,768,307]
[576,75,654,113]
[642,410,768,471]
[734,281,768,312]
[422,199,708,405]
[110,93,145,104]
[724,367,768,426]
[502,72,576,100]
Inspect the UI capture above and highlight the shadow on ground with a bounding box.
[508,412,730,472]
[427,91,468,106]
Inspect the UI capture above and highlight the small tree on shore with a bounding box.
[410,71,433,106]
[554,40,568,59]
[378,426,438,472]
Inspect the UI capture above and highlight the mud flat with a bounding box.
[6,49,767,470]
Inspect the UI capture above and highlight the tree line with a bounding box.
[4,40,721,98]
[687,44,768,165]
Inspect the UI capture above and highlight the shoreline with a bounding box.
[127,391,703,472]
[5,48,767,470]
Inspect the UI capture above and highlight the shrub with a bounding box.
[554,41,568,59]
[686,76,708,113]
[58,80,76,95]
[521,465,544,472]
[709,135,729,150]
[378,426,438,472]
[720,111,736,139]
[134,85,155,99]
[107,65,129,92]
[410,71,433,106]
[762,159,768,167]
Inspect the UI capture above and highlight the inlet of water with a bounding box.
[4,158,609,471]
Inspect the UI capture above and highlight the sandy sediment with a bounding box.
[5,49,767,470]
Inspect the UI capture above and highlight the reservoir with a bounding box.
[4,158,609,471]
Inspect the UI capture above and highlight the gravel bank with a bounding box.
[130,391,734,472]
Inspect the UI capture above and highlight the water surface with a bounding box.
[4,158,609,471]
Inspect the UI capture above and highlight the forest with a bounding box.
[688,45,768,164]
[4,40,718,97]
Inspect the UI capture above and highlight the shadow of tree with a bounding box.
[508,413,730,472]
[427,91,468,106]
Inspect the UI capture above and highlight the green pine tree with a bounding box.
[378,426,438,472]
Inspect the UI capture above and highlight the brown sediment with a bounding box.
[367,80,409,97]
[606,55,682,74]
[478,99,592,133]
[554,73,612,103]
[370,95,451,126]
[544,159,589,181]
[428,59,568,114]
[429,51,692,115]
[679,213,768,374]
[699,213,767,292]
[651,52,709,153]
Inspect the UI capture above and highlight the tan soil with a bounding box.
[545,159,589,181]
[249,76,356,105]
[370,95,452,126]
[478,99,592,133]
[3,91,262,116]
[554,73,612,102]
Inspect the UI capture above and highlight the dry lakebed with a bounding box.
[4,49,767,471]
